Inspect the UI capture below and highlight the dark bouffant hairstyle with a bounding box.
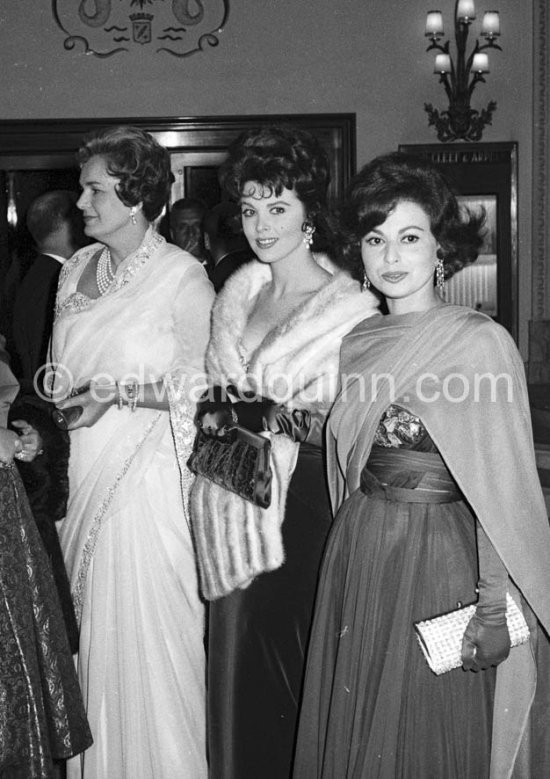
[78,126,173,222]
[338,151,485,282]
[218,125,334,254]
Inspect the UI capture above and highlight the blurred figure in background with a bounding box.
[169,197,208,267]
[204,201,255,292]
[10,188,86,653]
[12,189,85,393]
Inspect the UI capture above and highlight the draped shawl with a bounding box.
[52,230,214,622]
[327,304,550,778]
[190,260,379,599]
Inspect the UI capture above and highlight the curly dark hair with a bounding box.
[338,151,485,282]
[218,125,335,254]
[78,126,173,222]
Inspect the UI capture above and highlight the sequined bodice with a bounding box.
[374,405,437,453]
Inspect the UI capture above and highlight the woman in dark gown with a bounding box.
[0,339,91,778]
[207,438,335,777]
[189,125,378,778]
[294,153,550,777]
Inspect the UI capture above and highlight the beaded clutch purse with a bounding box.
[187,425,272,508]
[414,593,530,676]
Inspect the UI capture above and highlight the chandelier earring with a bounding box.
[130,206,138,226]
[362,270,371,291]
[302,221,315,247]
[435,258,445,290]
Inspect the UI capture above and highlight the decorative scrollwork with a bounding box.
[172,0,204,26]
[52,0,230,58]
[158,31,219,57]
[62,34,127,58]
[78,0,112,28]
[424,100,497,143]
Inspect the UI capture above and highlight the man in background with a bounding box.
[204,201,254,292]
[169,197,209,268]
[12,189,84,392]
[10,189,85,654]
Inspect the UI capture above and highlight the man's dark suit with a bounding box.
[11,253,78,651]
[209,248,255,293]
[12,252,62,390]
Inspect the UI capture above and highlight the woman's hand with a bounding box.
[462,520,511,671]
[461,612,511,671]
[55,382,116,430]
[200,407,236,438]
[197,390,311,443]
[197,388,237,438]
[10,420,43,462]
[0,428,23,465]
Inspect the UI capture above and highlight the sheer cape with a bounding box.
[327,305,550,777]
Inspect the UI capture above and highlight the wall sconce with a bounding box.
[424,0,502,142]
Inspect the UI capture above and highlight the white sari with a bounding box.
[52,230,213,779]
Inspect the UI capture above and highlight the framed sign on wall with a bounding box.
[398,142,518,341]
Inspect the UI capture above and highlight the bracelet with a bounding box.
[116,381,139,412]
[116,382,124,411]
[125,381,139,413]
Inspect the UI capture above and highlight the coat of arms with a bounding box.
[52,0,230,57]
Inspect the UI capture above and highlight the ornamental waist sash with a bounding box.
[360,446,462,504]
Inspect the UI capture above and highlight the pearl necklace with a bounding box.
[96,246,115,296]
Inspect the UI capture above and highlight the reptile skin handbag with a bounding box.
[187,425,272,508]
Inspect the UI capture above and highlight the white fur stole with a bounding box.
[190,261,379,600]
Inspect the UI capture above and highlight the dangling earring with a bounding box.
[302,221,315,247]
[435,258,445,290]
[130,206,138,226]
[362,271,371,291]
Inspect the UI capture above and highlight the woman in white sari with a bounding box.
[51,126,214,778]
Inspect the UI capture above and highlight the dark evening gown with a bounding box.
[208,441,333,779]
[0,463,91,779]
[294,406,496,779]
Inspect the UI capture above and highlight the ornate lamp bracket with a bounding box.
[424,2,502,142]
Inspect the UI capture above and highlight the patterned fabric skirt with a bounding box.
[0,464,91,779]
[294,448,496,779]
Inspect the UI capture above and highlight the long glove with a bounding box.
[196,386,243,435]
[197,388,310,443]
[461,520,511,671]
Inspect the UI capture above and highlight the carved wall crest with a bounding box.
[52,0,230,57]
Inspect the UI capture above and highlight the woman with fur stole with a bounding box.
[189,126,378,778]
